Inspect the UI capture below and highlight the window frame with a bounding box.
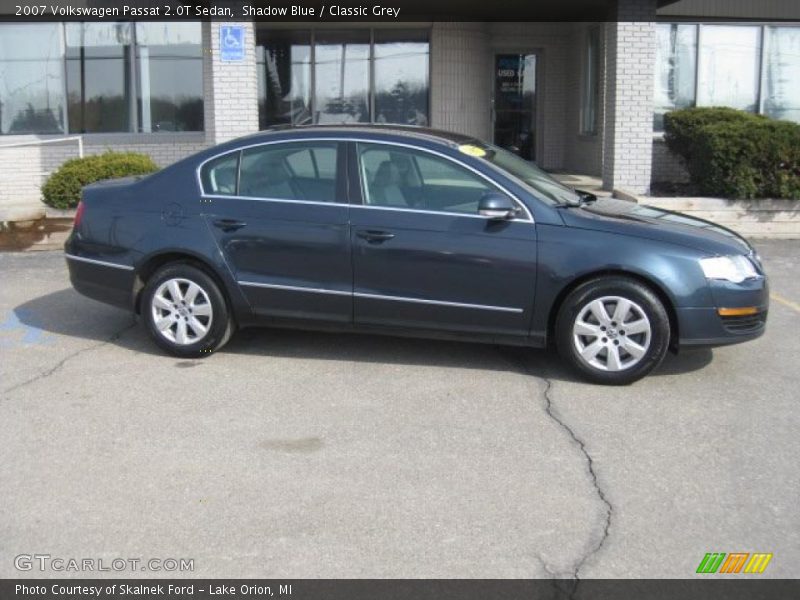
[256,27,432,129]
[0,21,204,136]
[197,139,348,206]
[351,139,534,222]
[580,26,601,136]
[196,137,534,222]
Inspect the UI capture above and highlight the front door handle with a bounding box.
[356,230,395,243]
[213,219,247,232]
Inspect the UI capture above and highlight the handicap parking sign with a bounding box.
[220,25,245,62]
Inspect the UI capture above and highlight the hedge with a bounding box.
[663,107,800,199]
[42,151,159,209]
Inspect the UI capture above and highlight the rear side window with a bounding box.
[239,142,339,202]
[200,152,239,196]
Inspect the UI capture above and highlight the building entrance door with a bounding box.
[493,53,537,161]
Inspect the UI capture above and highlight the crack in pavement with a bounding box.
[539,375,613,581]
[496,348,613,582]
[2,320,137,397]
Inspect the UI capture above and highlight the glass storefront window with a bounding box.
[374,30,429,126]
[65,22,133,133]
[134,22,203,132]
[654,24,800,130]
[0,23,66,134]
[1,21,202,135]
[314,30,370,124]
[257,30,312,128]
[763,26,800,123]
[654,23,697,130]
[257,28,430,129]
[697,25,761,112]
[580,27,600,134]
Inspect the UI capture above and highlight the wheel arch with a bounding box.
[546,269,679,352]
[133,250,233,316]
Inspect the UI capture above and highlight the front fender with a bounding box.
[531,223,712,341]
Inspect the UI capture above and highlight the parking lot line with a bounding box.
[770,292,800,313]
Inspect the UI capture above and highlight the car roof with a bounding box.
[234,124,478,148]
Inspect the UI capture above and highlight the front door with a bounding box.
[200,140,352,323]
[349,141,537,339]
[493,53,537,161]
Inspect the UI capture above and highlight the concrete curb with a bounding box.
[645,197,800,239]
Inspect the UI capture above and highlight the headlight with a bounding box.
[699,255,759,283]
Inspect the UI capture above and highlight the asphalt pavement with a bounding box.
[0,241,798,579]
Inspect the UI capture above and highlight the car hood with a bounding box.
[558,198,752,256]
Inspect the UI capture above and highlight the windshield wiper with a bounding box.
[555,189,597,208]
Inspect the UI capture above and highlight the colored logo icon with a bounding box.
[696,552,773,574]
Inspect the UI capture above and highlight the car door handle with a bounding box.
[213,219,247,232]
[356,230,395,243]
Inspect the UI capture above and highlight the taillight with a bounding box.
[73,201,85,228]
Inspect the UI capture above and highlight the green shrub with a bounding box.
[42,151,159,209]
[663,107,800,199]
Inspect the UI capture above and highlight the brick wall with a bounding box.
[430,23,492,141]
[601,0,658,194]
[203,21,259,144]
[563,23,605,176]
[0,135,206,214]
[652,138,690,183]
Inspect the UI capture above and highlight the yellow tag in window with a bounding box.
[457,144,487,158]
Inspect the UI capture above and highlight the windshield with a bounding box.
[462,142,581,206]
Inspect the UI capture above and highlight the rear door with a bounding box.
[200,140,352,323]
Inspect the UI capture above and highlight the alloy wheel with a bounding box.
[151,278,214,345]
[572,295,652,372]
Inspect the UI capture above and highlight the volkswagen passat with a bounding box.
[65,126,768,384]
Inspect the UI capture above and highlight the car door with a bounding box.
[199,140,352,323]
[349,141,537,338]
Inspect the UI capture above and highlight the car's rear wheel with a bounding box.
[555,276,671,385]
[142,263,234,358]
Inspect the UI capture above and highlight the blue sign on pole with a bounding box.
[220,25,245,62]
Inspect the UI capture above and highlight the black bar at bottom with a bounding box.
[1,579,799,600]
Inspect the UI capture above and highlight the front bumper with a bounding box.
[677,276,768,347]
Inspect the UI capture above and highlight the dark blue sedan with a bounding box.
[65,126,768,384]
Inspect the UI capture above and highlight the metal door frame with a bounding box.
[491,49,544,163]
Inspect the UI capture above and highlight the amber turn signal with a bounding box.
[718,306,759,317]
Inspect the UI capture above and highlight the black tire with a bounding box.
[141,263,235,358]
[555,276,671,385]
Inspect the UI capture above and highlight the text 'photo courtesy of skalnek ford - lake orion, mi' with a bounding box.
[1,0,799,597]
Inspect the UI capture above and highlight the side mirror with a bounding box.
[478,192,518,220]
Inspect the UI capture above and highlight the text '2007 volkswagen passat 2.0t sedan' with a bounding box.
[64,126,768,384]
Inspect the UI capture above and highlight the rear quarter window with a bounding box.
[200,152,240,196]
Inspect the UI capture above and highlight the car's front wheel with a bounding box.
[555,276,671,385]
[142,263,234,358]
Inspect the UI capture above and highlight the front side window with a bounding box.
[357,143,495,214]
[239,142,339,203]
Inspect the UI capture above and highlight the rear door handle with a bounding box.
[213,219,247,232]
[356,230,395,243]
